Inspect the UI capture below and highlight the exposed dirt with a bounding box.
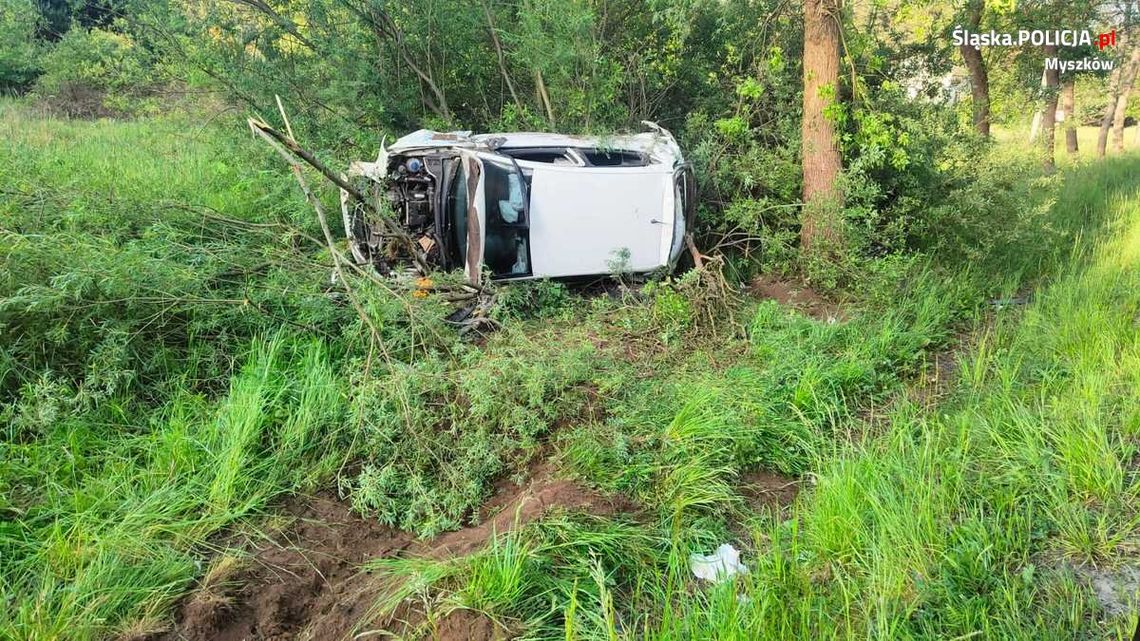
[1070,563,1140,619]
[748,274,845,322]
[739,469,801,512]
[432,608,510,641]
[908,340,966,410]
[428,462,624,560]
[154,495,411,641]
[156,464,623,641]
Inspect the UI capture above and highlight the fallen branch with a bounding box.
[685,232,707,270]
[247,114,430,274]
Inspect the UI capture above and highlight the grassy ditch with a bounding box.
[2,101,1138,640]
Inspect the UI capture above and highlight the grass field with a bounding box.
[994,124,1140,162]
[2,101,1139,640]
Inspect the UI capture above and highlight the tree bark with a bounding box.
[533,68,555,127]
[1112,48,1140,152]
[1061,80,1078,155]
[801,0,844,253]
[1097,67,1121,156]
[958,0,990,136]
[1028,67,1046,143]
[1041,44,1060,171]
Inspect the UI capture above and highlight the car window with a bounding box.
[499,148,578,165]
[579,149,649,167]
[482,160,530,277]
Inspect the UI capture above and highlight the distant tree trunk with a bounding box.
[1041,44,1060,171]
[1029,67,1047,143]
[533,68,555,127]
[1097,65,1122,157]
[1099,44,1140,156]
[958,0,990,136]
[480,0,523,112]
[1061,80,1078,155]
[1112,52,1140,152]
[801,0,844,253]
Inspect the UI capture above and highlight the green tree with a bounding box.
[0,0,41,91]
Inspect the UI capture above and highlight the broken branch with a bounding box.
[247,115,430,274]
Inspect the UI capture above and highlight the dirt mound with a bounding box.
[157,466,621,641]
[156,495,411,641]
[749,274,844,322]
[430,463,621,560]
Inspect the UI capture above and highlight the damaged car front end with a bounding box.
[341,123,694,285]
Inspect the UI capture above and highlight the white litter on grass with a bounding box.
[689,544,749,582]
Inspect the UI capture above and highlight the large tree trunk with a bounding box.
[1041,44,1060,171]
[958,0,990,136]
[1061,80,1078,155]
[1112,50,1140,152]
[801,0,844,253]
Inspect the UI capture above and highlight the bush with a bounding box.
[34,26,156,117]
[347,326,601,537]
[0,0,40,93]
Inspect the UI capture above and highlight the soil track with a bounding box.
[749,274,845,322]
[155,464,623,641]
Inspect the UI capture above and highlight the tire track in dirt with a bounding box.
[153,464,625,641]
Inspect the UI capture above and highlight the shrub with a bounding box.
[347,326,601,537]
[493,280,572,321]
[0,0,40,93]
[34,26,156,117]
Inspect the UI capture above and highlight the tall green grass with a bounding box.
[5,101,1139,640]
[0,337,348,640]
[0,102,358,639]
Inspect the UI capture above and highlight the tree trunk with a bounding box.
[958,0,990,136]
[1028,67,1046,143]
[480,0,523,113]
[1112,49,1140,152]
[1061,80,1078,155]
[1098,44,1140,156]
[1041,44,1059,171]
[1098,69,1121,156]
[533,68,555,127]
[801,0,844,253]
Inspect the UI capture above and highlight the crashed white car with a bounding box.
[341,123,693,283]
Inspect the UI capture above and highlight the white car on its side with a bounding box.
[341,123,693,284]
